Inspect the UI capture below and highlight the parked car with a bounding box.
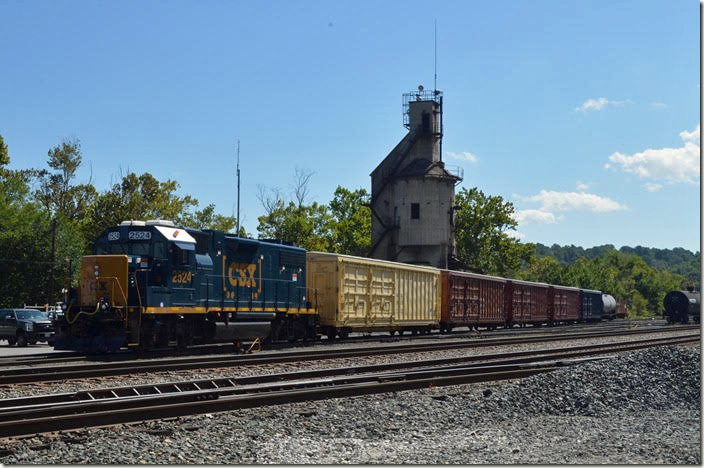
[0,309,55,346]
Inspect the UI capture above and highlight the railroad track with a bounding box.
[0,325,698,384]
[0,333,696,438]
[0,318,670,367]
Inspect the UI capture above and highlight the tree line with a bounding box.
[0,136,696,317]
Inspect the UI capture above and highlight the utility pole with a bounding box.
[236,139,241,236]
[47,218,56,306]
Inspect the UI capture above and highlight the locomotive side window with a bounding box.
[171,242,193,265]
[153,242,167,259]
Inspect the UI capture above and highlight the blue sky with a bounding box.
[1,0,699,252]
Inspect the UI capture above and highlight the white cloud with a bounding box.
[651,102,667,109]
[522,190,627,213]
[576,181,590,191]
[575,97,625,112]
[607,124,700,184]
[506,230,525,240]
[514,209,556,225]
[680,124,700,142]
[447,151,478,163]
[644,182,663,192]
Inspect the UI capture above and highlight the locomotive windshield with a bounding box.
[95,242,152,256]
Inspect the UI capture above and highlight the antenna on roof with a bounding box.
[236,139,241,236]
[434,18,438,94]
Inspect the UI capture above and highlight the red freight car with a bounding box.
[440,270,507,332]
[549,285,581,324]
[506,279,550,326]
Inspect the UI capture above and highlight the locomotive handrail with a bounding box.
[66,302,101,325]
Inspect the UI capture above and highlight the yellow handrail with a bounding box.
[66,302,101,325]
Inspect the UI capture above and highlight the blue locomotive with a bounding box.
[54,220,318,352]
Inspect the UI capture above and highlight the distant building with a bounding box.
[369,88,463,268]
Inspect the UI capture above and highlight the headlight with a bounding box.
[24,323,33,332]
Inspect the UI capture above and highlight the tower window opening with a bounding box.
[411,203,420,220]
[422,112,430,133]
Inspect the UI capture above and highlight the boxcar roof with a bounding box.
[307,251,440,273]
[439,269,507,283]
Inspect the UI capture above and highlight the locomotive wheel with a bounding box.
[397,330,404,336]
[339,329,349,339]
[389,330,396,336]
[7,338,16,346]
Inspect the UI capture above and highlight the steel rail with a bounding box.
[0,333,697,438]
[0,326,698,384]
[0,333,696,413]
[0,319,676,368]
[0,362,577,438]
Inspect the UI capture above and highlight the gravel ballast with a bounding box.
[0,344,700,464]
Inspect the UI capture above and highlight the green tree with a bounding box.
[520,256,567,285]
[0,135,9,167]
[453,187,535,276]
[0,137,54,306]
[83,171,198,245]
[180,203,243,235]
[35,139,96,222]
[328,186,371,256]
[257,199,333,251]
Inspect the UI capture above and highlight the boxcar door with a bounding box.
[369,268,394,327]
[341,263,369,326]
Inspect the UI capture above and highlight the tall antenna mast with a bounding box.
[236,139,241,236]
[434,18,437,93]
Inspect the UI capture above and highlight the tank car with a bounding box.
[663,290,700,324]
[53,220,318,352]
[601,294,617,320]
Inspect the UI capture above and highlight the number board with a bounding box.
[107,231,120,241]
[128,231,152,241]
[171,270,193,285]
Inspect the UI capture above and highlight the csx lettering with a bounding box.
[228,263,257,288]
[171,270,192,284]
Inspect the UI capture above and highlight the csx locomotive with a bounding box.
[54,220,317,352]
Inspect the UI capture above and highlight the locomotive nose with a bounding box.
[80,255,129,307]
